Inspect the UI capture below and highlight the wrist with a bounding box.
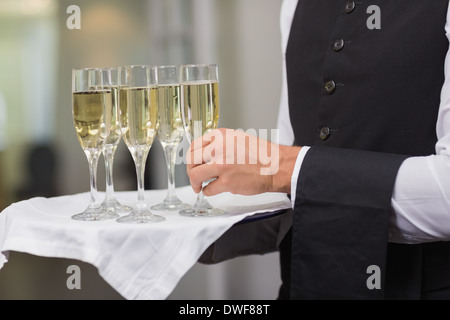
[271,145,301,194]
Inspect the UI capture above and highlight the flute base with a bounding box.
[72,208,119,221]
[151,197,191,211]
[116,209,165,224]
[100,197,133,215]
[179,201,226,217]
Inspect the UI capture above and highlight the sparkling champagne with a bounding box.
[73,90,111,150]
[105,86,122,146]
[157,84,184,148]
[182,81,219,141]
[119,86,158,157]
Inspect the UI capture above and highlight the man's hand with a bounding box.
[186,128,301,196]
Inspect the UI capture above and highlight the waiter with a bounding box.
[187,0,450,299]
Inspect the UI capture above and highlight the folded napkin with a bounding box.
[0,186,290,300]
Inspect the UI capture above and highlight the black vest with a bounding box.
[284,1,450,299]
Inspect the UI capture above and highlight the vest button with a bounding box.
[345,1,356,13]
[324,80,336,94]
[320,127,331,141]
[333,39,345,52]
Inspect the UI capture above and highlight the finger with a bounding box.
[187,141,210,167]
[188,130,217,153]
[186,138,213,167]
[189,178,202,194]
[201,177,231,197]
[188,164,223,192]
[189,128,227,153]
[187,132,225,168]
[186,147,203,168]
[186,158,205,181]
[186,146,214,169]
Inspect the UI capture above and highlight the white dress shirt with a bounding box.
[277,0,450,244]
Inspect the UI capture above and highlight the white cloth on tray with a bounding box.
[0,186,290,300]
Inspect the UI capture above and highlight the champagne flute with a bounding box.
[99,67,132,215]
[179,64,226,217]
[151,65,191,211]
[116,65,165,224]
[72,67,118,221]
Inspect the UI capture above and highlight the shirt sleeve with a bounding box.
[289,146,309,208]
[277,0,309,208]
[388,3,450,243]
[277,0,298,147]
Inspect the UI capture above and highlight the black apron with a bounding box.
[281,0,450,299]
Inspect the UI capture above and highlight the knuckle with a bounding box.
[189,170,200,183]
[219,176,230,188]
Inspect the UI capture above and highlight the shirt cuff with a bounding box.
[290,146,310,209]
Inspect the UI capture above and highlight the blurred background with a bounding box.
[0,0,284,299]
